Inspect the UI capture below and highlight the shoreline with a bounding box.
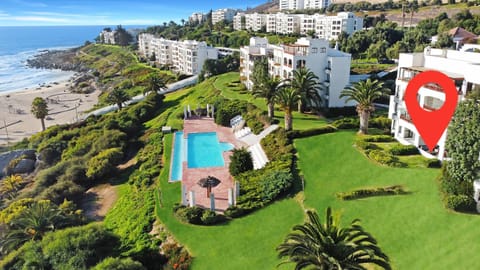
[0,78,101,146]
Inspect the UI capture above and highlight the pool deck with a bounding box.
[181,117,247,211]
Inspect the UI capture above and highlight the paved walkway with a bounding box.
[181,117,247,211]
[239,124,279,146]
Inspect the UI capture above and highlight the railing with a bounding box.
[400,113,413,123]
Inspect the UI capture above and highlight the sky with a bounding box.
[0,0,266,26]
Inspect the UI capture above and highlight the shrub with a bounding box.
[162,243,192,270]
[337,185,409,200]
[331,118,359,129]
[214,99,248,127]
[370,116,392,130]
[355,139,374,150]
[362,135,394,142]
[224,206,246,218]
[86,147,124,179]
[389,144,419,155]
[367,150,404,167]
[92,257,146,270]
[260,171,293,201]
[425,159,442,168]
[445,195,476,212]
[174,206,204,225]
[200,210,225,225]
[229,148,254,176]
[288,125,337,139]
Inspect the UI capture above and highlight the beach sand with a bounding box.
[0,81,101,146]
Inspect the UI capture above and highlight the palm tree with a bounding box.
[0,201,65,253]
[277,208,391,270]
[274,86,301,131]
[408,1,419,27]
[290,68,323,113]
[107,87,130,110]
[144,74,166,95]
[31,97,48,131]
[340,79,388,134]
[1,174,23,199]
[252,77,281,119]
[401,0,407,28]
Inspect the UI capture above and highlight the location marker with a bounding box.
[404,70,458,151]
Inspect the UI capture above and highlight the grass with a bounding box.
[295,131,480,269]
[155,133,304,269]
[213,72,329,130]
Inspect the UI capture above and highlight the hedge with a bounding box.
[366,149,404,167]
[388,144,419,155]
[287,125,337,139]
[337,185,409,200]
[173,205,225,225]
[445,195,476,212]
[362,135,395,142]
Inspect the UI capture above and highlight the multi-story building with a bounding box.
[189,12,206,24]
[264,12,362,39]
[212,8,237,25]
[305,0,331,9]
[100,30,116,44]
[388,48,480,160]
[138,33,218,75]
[240,37,353,108]
[234,13,268,32]
[233,13,246,30]
[279,0,305,10]
[280,0,330,10]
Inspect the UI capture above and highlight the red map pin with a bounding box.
[404,70,458,152]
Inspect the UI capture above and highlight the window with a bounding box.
[312,47,318,53]
[320,47,326,53]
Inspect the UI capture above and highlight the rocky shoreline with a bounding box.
[26,47,90,72]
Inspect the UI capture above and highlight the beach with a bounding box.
[0,80,101,146]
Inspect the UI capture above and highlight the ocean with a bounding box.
[0,25,140,94]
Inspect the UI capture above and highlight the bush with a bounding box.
[229,148,254,176]
[93,257,146,270]
[425,159,442,168]
[86,147,124,179]
[288,125,337,139]
[337,185,409,200]
[214,99,248,127]
[389,144,419,155]
[331,118,359,129]
[200,210,225,225]
[162,243,192,270]
[370,116,392,130]
[260,171,293,201]
[174,206,204,225]
[224,206,246,218]
[367,150,404,167]
[445,195,476,212]
[362,135,394,142]
[355,139,374,150]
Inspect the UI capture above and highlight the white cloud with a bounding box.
[13,16,68,23]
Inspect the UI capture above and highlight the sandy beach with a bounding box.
[0,81,101,146]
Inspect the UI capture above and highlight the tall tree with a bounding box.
[114,25,133,46]
[277,207,391,270]
[274,86,301,131]
[253,77,282,119]
[401,0,407,28]
[107,88,130,110]
[408,0,419,27]
[290,68,323,113]
[31,97,48,131]
[444,98,480,195]
[144,74,166,95]
[251,57,269,89]
[340,79,388,134]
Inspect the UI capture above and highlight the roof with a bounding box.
[402,66,464,80]
[448,27,477,40]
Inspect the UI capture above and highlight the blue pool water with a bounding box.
[170,132,185,181]
[170,132,234,181]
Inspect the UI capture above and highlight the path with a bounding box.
[239,124,279,146]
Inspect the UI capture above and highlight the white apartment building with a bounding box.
[234,13,268,32]
[388,48,480,160]
[234,13,245,30]
[100,30,116,44]
[212,8,237,25]
[263,12,362,39]
[279,0,305,10]
[138,33,218,75]
[280,0,330,10]
[189,12,206,24]
[305,0,331,9]
[240,37,353,108]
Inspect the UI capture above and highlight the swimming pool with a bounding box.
[170,131,234,181]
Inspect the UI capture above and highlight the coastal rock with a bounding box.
[12,159,36,174]
[0,149,37,177]
[27,48,89,72]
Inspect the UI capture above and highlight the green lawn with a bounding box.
[155,134,304,269]
[213,72,329,130]
[295,131,480,269]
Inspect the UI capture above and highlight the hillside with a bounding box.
[246,0,279,13]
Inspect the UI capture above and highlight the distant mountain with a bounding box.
[245,0,279,14]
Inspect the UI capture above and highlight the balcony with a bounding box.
[400,113,413,123]
[422,104,439,111]
[283,44,309,56]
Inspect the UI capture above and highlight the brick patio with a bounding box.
[179,117,247,211]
